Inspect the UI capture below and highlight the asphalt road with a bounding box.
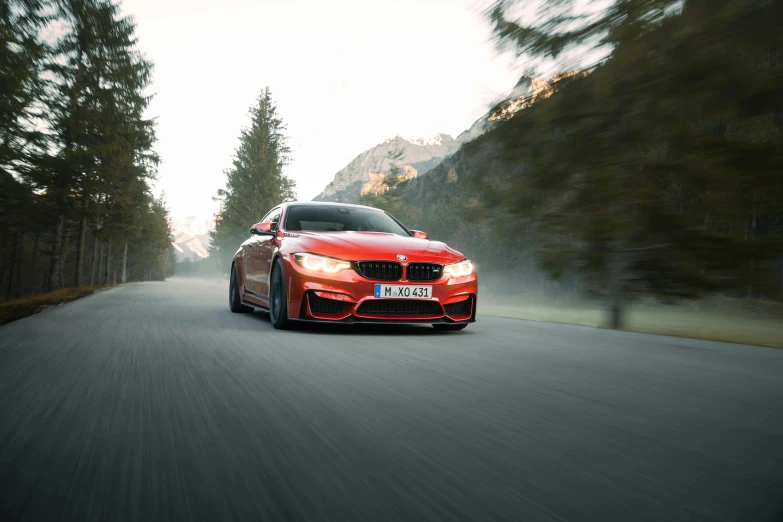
[1,278,782,522]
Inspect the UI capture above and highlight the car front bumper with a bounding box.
[282,254,478,323]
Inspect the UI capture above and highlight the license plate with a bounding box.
[374,284,432,299]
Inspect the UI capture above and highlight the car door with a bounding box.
[246,207,281,300]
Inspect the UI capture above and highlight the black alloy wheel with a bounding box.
[269,258,291,329]
[229,264,253,313]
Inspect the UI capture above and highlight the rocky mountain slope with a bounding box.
[314,134,458,202]
[169,216,213,262]
[313,75,553,203]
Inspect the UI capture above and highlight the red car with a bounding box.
[229,202,477,330]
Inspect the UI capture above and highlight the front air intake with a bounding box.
[354,261,402,281]
[444,297,473,318]
[406,263,442,282]
[356,300,443,317]
[309,293,348,316]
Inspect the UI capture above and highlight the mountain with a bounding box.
[313,133,458,202]
[169,216,214,262]
[313,75,555,203]
[451,75,556,149]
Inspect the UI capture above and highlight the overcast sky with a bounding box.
[123,0,525,223]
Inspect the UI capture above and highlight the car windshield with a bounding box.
[285,205,409,236]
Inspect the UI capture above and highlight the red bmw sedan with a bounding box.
[229,202,477,330]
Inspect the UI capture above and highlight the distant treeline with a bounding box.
[364,0,783,327]
[1,0,174,301]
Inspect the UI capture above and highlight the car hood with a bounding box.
[283,231,465,263]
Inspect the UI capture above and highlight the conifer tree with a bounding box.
[0,0,46,178]
[211,88,296,272]
[0,0,48,296]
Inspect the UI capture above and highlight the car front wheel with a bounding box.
[269,258,291,329]
[229,264,253,313]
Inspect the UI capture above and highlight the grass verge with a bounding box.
[0,286,110,327]
[479,297,783,348]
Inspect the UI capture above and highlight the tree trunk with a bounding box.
[89,228,99,286]
[75,204,88,287]
[104,236,112,286]
[14,233,25,298]
[5,234,18,299]
[47,214,65,293]
[0,238,7,299]
[748,194,756,299]
[121,241,128,283]
[59,226,72,288]
[606,240,627,330]
[97,242,105,286]
[609,294,624,330]
[30,231,41,292]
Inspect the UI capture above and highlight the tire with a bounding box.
[269,258,291,329]
[229,264,253,313]
[432,323,468,331]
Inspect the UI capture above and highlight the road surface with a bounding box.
[1,278,782,522]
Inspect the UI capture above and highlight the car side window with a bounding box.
[269,211,281,230]
[261,208,282,231]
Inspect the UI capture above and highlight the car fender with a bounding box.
[272,253,302,319]
[232,256,247,292]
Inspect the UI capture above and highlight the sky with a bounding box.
[122,0,526,224]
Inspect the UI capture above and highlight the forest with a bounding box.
[0,0,174,303]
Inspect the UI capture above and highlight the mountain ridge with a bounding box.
[312,75,554,203]
[178,74,571,260]
[169,216,214,262]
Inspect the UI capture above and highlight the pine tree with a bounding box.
[24,0,160,291]
[52,0,156,288]
[0,0,48,297]
[211,88,296,272]
[0,0,46,178]
[125,194,173,282]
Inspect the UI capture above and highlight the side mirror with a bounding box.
[250,222,276,235]
[410,230,429,239]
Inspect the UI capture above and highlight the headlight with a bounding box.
[443,259,474,277]
[293,253,352,273]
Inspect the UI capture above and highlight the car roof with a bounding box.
[282,201,383,212]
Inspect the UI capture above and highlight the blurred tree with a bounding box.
[210,88,296,272]
[0,0,46,178]
[40,0,158,289]
[0,0,48,298]
[486,0,783,327]
[126,194,173,281]
[1,0,172,301]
